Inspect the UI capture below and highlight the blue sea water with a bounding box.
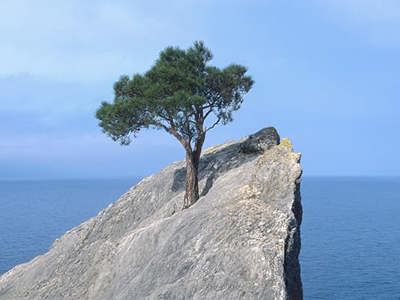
[0,179,134,275]
[301,177,400,300]
[0,177,399,299]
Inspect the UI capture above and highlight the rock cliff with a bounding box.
[0,127,302,300]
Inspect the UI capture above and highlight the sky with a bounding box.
[1,0,399,179]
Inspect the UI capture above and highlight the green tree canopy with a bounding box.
[96,41,253,208]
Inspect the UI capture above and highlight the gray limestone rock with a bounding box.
[0,128,302,300]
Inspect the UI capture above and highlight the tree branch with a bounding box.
[204,108,214,120]
[205,116,221,132]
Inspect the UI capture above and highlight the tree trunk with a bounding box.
[183,151,200,209]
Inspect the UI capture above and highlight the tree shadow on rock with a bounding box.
[171,127,280,197]
[171,141,257,196]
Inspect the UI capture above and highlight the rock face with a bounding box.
[0,127,303,300]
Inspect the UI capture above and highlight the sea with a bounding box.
[0,177,399,299]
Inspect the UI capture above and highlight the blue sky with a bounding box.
[1,0,399,179]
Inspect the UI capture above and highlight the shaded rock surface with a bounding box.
[0,127,302,300]
[240,127,280,154]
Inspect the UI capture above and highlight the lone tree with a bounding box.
[96,41,253,208]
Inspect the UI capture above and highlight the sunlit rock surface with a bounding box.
[0,127,302,300]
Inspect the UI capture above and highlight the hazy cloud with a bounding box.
[315,0,400,46]
[0,0,203,82]
[1,0,399,178]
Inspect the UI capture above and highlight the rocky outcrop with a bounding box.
[0,127,302,300]
[240,127,280,153]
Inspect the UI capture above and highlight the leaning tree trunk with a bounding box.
[183,152,200,209]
